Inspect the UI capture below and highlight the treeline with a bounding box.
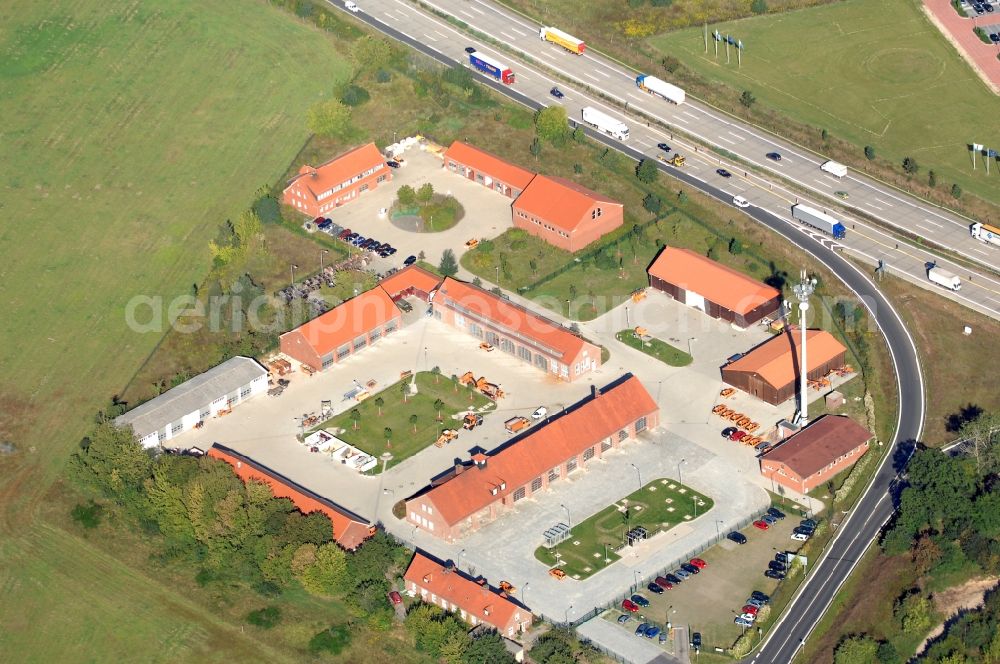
[70,420,408,626]
[832,414,1000,664]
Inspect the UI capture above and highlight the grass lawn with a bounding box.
[534,478,713,580]
[650,0,1000,204]
[615,329,692,367]
[317,372,494,470]
[0,0,354,659]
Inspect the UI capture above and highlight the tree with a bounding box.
[677,190,688,205]
[834,634,879,664]
[297,542,348,596]
[340,84,370,107]
[351,408,361,430]
[902,156,919,174]
[439,249,458,277]
[462,630,516,663]
[374,396,385,416]
[740,90,756,109]
[70,420,153,503]
[929,169,937,187]
[912,534,942,574]
[399,381,409,403]
[384,427,393,448]
[352,35,395,71]
[876,640,901,664]
[433,398,445,421]
[432,365,441,383]
[309,624,352,655]
[530,629,577,664]
[728,237,743,254]
[534,106,571,144]
[821,128,829,142]
[958,412,1000,475]
[529,259,538,275]
[417,183,434,204]
[635,159,659,184]
[529,137,542,158]
[952,183,963,199]
[643,193,662,215]
[895,592,932,634]
[865,145,876,160]
[307,99,351,139]
[751,0,768,13]
[409,414,418,433]
[246,606,282,629]
[397,185,417,207]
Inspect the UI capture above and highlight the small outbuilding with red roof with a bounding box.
[442,141,536,198]
[379,265,442,302]
[759,415,873,493]
[513,175,624,252]
[647,246,782,328]
[283,143,390,217]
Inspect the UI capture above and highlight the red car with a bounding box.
[689,558,707,569]
[741,605,759,616]
[753,520,770,530]
[654,576,674,590]
[731,430,748,442]
[622,599,639,612]
[388,591,402,606]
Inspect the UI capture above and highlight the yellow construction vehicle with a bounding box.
[435,429,459,447]
[462,413,483,430]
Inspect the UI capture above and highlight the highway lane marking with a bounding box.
[459,9,474,18]
[973,247,990,255]
[875,197,894,207]
[812,178,829,187]
[509,27,528,36]
[501,31,518,41]
[595,69,610,78]
[726,131,745,141]
[469,4,484,13]
[915,223,938,234]
[584,72,600,82]
[681,110,698,119]
[423,33,437,41]
[673,115,689,124]
[718,135,736,145]
[864,202,884,211]
[919,217,943,229]
[435,30,449,39]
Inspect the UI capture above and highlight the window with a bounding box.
[470,323,483,338]
[158,430,167,442]
[500,338,515,354]
[353,335,367,351]
[534,354,548,370]
[377,174,386,183]
[548,468,559,483]
[566,458,578,473]
[171,421,183,435]
[601,438,612,452]
[531,477,542,492]
[385,321,397,334]
[199,409,210,420]
[369,328,381,342]
[513,487,525,502]
[359,184,368,193]
[421,504,427,513]
[583,447,595,462]
[635,416,647,433]
[322,353,335,369]
[427,506,433,515]
[485,331,499,346]
[517,346,531,363]
[618,429,628,442]
[336,344,350,360]
[240,386,251,399]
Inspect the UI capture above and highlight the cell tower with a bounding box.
[792,269,817,424]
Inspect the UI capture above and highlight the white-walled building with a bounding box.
[116,356,267,448]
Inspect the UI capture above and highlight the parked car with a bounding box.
[617,614,631,624]
[644,624,661,640]
[741,605,759,616]
[731,430,748,442]
[657,142,671,152]
[388,591,402,605]
[647,582,665,594]
[690,558,707,569]
[768,561,787,572]
[727,531,747,545]
[338,229,353,239]
[674,568,690,580]
[630,594,650,607]
[665,573,683,584]
[550,87,564,99]
[716,168,732,178]
[747,598,765,609]
[775,552,790,564]
[681,563,700,575]
[793,526,814,536]
[766,507,785,520]
[654,576,674,590]
[386,160,401,168]
[403,255,417,266]
[800,519,818,530]
[738,612,757,622]
[764,569,785,580]
[735,616,753,627]
[791,532,810,542]
[762,515,777,526]
[635,622,648,636]
[766,152,782,161]
[721,426,738,438]
[691,632,702,649]
[753,520,769,531]
[751,591,770,603]
[622,599,639,612]
[531,406,548,420]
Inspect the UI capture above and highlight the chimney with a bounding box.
[591,385,601,399]
[454,460,465,476]
[472,452,487,469]
[423,573,432,583]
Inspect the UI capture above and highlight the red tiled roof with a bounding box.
[281,287,401,357]
[437,277,588,364]
[404,552,527,629]
[761,415,872,478]
[726,328,846,388]
[514,175,622,233]
[443,141,536,191]
[287,143,386,199]
[421,375,656,526]
[648,247,780,316]
[379,265,442,298]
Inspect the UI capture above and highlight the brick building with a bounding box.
[379,265,443,302]
[722,328,847,405]
[404,551,532,638]
[647,246,782,328]
[279,287,402,371]
[404,375,658,541]
[208,444,374,550]
[433,277,600,382]
[283,143,390,217]
[512,175,624,252]
[759,415,873,493]
[442,141,535,198]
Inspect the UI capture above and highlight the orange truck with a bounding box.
[539,27,585,55]
[505,416,530,433]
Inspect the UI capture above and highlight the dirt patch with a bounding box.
[916,576,1000,655]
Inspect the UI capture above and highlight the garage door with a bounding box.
[684,289,706,312]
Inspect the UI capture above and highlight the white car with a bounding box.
[791,532,810,542]
[345,0,360,11]
[733,195,751,208]
[531,406,548,420]
[738,613,757,622]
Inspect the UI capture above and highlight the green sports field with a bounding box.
[0,0,351,659]
[650,0,1000,202]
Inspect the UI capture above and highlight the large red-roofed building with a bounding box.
[442,141,535,198]
[405,374,658,541]
[433,277,600,382]
[759,415,873,493]
[283,143,390,217]
[513,175,624,252]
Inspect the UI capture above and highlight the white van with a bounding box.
[345,1,360,12]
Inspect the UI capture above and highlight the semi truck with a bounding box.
[927,265,961,291]
[820,160,848,177]
[635,74,686,105]
[469,52,515,85]
[791,203,846,239]
[539,26,585,55]
[971,222,1000,247]
[581,106,629,141]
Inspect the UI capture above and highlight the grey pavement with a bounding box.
[577,618,685,664]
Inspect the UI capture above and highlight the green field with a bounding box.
[615,329,693,367]
[0,0,352,659]
[319,372,494,470]
[535,478,713,580]
[650,0,1000,202]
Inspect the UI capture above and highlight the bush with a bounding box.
[902,157,919,175]
[246,606,282,629]
[651,0,672,6]
[309,624,352,655]
[661,55,682,73]
[728,237,743,254]
[751,0,768,14]
[864,145,876,160]
[975,27,992,44]
[636,159,659,184]
[70,501,103,529]
[740,90,756,109]
[952,183,963,199]
[375,69,391,83]
[643,193,662,215]
[340,84,370,107]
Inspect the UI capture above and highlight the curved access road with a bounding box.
[335,3,926,662]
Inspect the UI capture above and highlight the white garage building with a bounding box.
[116,356,268,449]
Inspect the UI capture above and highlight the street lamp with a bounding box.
[560,503,571,529]
[496,265,500,284]
[634,570,642,587]
[521,582,529,605]
[457,548,466,570]
[792,269,817,424]
[565,604,573,624]
[320,249,329,273]
[290,263,298,285]
[688,337,696,356]
[716,519,724,540]
[678,458,687,485]
[629,463,642,489]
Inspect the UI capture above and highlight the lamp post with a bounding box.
[678,458,687,485]
[629,463,642,490]
[560,503,571,529]
[457,548,466,570]
[320,249,329,273]
[634,570,642,588]
[716,519,724,540]
[604,543,610,564]
[792,269,817,424]
[496,265,500,285]
[565,604,573,624]
[290,263,298,285]
[688,337,696,356]
[521,582,529,605]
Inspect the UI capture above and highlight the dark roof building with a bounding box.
[759,415,873,493]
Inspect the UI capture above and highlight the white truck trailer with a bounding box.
[970,222,1000,247]
[927,266,961,291]
[791,203,846,238]
[635,74,685,105]
[821,160,848,177]
[581,106,629,141]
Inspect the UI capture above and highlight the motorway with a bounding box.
[337,2,928,662]
[347,0,1000,322]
